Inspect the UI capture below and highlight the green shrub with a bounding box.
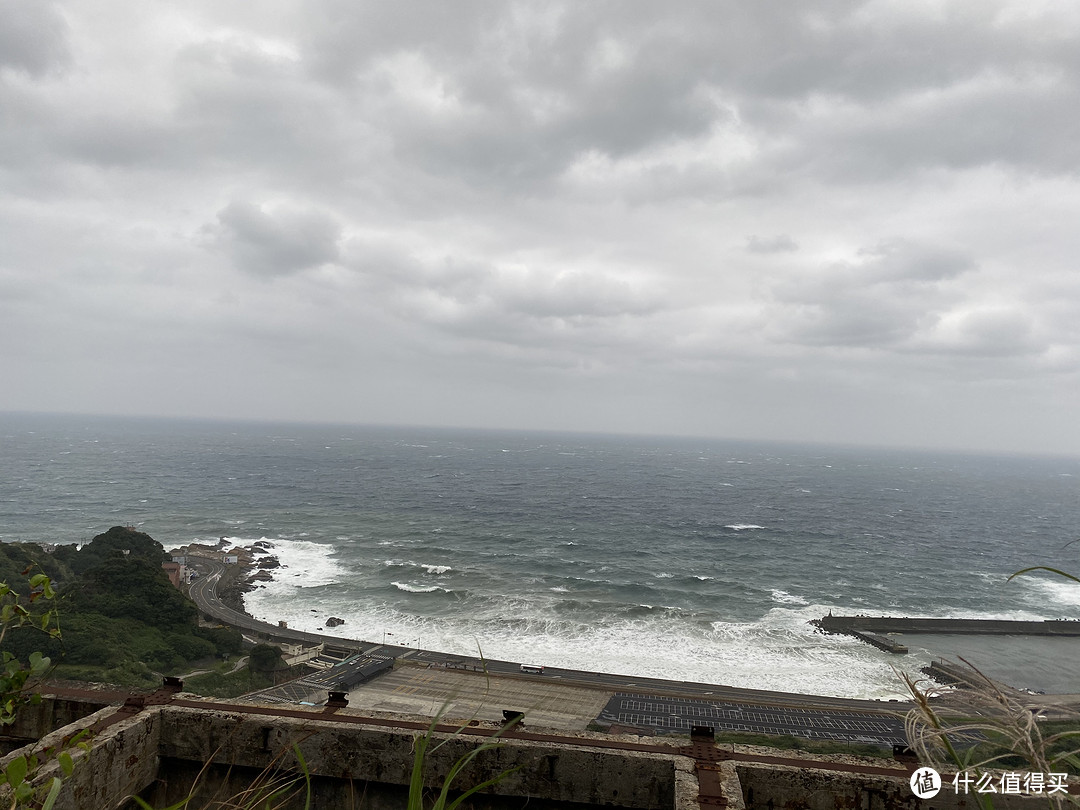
[164,633,216,662]
[197,625,243,656]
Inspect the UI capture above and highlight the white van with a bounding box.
[519,663,545,674]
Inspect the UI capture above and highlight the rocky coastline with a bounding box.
[170,537,345,629]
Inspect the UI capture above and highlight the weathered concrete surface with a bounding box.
[849,630,908,654]
[154,705,682,809]
[16,695,1068,810]
[718,761,747,810]
[0,695,111,753]
[344,665,613,730]
[737,762,1051,810]
[0,705,160,810]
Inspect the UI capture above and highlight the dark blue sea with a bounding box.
[3,412,1079,697]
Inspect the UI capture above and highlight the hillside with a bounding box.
[2,527,242,687]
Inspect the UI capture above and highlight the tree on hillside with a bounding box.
[64,556,196,630]
[248,644,284,674]
[55,526,167,576]
[0,543,71,597]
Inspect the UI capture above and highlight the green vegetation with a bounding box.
[247,643,284,674]
[408,713,521,810]
[1,566,91,809]
[1,568,61,727]
[2,527,241,688]
[131,742,313,810]
[183,667,274,699]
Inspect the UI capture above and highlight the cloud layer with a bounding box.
[3,1,1079,454]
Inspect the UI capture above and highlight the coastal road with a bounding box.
[185,556,910,743]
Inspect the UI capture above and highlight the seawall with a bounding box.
[813,615,1080,637]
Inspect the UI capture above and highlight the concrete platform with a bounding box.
[344,665,614,730]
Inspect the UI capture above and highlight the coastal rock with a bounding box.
[257,556,280,569]
[325,616,345,627]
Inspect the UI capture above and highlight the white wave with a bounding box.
[1021,576,1080,610]
[725,524,765,531]
[392,582,441,593]
[653,572,674,579]
[694,575,715,581]
[549,586,569,593]
[422,564,452,575]
[770,589,809,606]
[194,583,925,699]
[240,536,347,617]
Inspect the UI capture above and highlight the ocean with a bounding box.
[3,412,1079,699]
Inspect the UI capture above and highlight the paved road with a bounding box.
[186,556,911,742]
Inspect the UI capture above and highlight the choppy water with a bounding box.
[3,412,1079,698]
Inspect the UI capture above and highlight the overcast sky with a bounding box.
[3,1,1079,455]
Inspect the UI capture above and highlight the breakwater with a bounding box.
[813,615,1080,637]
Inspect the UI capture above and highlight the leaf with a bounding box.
[15,780,33,803]
[291,743,312,810]
[1007,566,1080,584]
[59,751,74,778]
[41,776,63,810]
[29,651,51,676]
[5,755,28,788]
[445,766,522,810]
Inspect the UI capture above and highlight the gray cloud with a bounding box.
[746,235,799,254]
[767,240,975,348]
[208,201,341,277]
[919,307,1041,358]
[0,1,70,77]
[3,1,1080,454]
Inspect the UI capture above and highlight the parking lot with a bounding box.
[344,664,613,730]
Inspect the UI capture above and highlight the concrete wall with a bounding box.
[7,697,1060,810]
[4,700,692,810]
[0,696,110,754]
[152,706,683,809]
[0,706,160,810]
[737,762,1046,810]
